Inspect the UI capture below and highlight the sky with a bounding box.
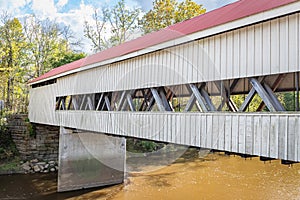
[0,0,237,53]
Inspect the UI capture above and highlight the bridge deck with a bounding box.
[56,111,300,162]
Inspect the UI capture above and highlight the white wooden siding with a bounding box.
[54,13,300,96]
[28,84,57,125]
[55,111,300,162]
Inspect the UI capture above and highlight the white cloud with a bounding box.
[55,1,96,52]
[31,0,57,18]
[0,0,31,13]
[56,0,69,9]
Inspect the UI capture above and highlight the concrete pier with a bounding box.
[58,127,126,192]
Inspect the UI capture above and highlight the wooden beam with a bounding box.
[105,96,112,111]
[189,83,208,112]
[159,88,172,111]
[263,83,285,111]
[96,93,104,111]
[151,88,166,111]
[127,93,136,111]
[215,81,238,112]
[117,91,128,111]
[200,86,216,111]
[67,96,72,110]
[239,77,264,112]
[72,96,79,110]
[79,95,86,110]
[249,78,277,112]
[87,96,94,110]
[256,74,285,111]
[146,96,155,111]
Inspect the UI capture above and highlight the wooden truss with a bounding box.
[56,73,300,113]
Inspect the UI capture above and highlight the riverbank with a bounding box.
[0,158,59,175]
[0,157,23,174]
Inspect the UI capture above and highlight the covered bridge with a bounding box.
[28,0,300,191]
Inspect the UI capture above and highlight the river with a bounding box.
[1,151,300,200]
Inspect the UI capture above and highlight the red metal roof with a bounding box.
[30,0,296,84]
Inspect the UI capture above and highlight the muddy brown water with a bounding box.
[1,153,300,200]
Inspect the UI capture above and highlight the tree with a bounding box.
[48,51,86,69]
[84,8,110,52]
[0,13,27,111]
[0,12,85,113]
[107,0,141,46]
[141,0,206,34]
[23,15,84,78]
[84,0,141,52]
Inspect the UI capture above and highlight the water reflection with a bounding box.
[1,152,300,200]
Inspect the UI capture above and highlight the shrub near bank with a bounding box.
[0,113,18,161]
[0,113,22,173]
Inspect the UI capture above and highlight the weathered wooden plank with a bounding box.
[262,21,271,74]
[206,115,213,149]
[182,114,187,145]
[270,18,280,73]
[172,114,178,143]
[261,116,270,157]
[231,115,239,153]
[208,36,215,81]
[232,29,240,77]
[278,116,287,160]
[224,115,232,152]
[245,116,253,155]
[214,35,221,80]
[212,115,219,149]
[218,115,225,150]
[162,114,168,142]
[293,116,299,162]
[238,115,246,154]
[269,115,279,158]
[253,115,262,155]
[226,32,233,79]
[194,114,200,147]
[297,116,300,162]
[288,14,298,71]
[200,115,207,148]
[220,34,227,79]
[188,114,196,146]
[240,27,247,77]
[247,25,255,77]
[287,116,296,161]
[254,23,263,75]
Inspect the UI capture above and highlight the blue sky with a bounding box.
[0,0,237,52]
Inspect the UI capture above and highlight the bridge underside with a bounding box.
[54,72,300,163]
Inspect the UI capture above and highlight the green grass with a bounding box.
[0,157,22,173]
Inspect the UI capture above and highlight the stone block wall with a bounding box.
[7,114,59,161]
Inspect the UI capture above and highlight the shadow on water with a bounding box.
[142,172,176,187]
[126,146,209,172]
[0,147,207,200]
[0,173,123,200]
